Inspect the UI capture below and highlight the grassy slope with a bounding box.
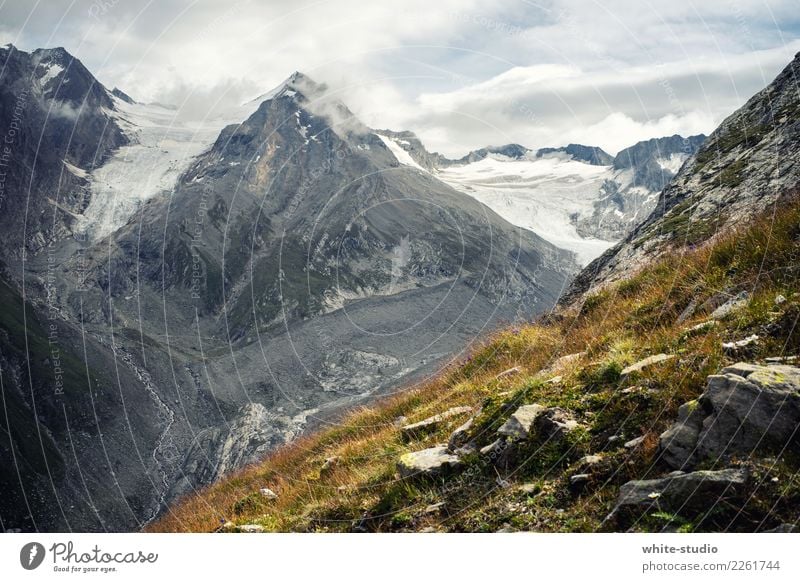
[150,195,800,533]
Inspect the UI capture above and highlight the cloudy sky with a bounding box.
[2,0,799,155]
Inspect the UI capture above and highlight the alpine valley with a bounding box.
[2,43,798,534]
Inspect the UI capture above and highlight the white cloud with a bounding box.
[364,40,800,156]
[570,111,717,155]
[2,0,798,156]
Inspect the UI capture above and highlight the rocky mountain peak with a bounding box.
[25,45,115,109]
[249,70,328,107]
[536,143,614,166]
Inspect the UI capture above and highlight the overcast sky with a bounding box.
[2,0,799,155]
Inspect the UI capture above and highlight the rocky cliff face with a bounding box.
[574,134,706,240]
[0,45,127,257]
[563,52,800,304]
[536,143,614,166]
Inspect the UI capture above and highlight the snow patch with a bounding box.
[377,134,425,171]
[656,153,687,174]
[38,62,64,87]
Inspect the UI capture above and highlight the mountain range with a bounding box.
[3,42,789,534]
[1,46,572,531]
[150,51,800,534]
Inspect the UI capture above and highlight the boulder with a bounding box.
[397,445,462,479]
[238,524,265,533]
[660,363,800,469]
[612,468,749,515]
[659,400,704,469]
[497,404,545,439]
[401,406,472,440]
[620,354,675,378]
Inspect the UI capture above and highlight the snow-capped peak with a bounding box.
[240,71,325,111]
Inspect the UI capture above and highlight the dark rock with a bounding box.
[534,407,580,439]
[536,143,614,166]
[447,416,475,451]
[570,473,590,486]
[561,54,800,305]
[612,468,749,516]
[613,134,707,191]
[660,363,800,469]
[659,399,705,469]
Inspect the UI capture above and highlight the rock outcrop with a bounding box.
[562,52,800,303]
[612,468,749,516]
[660,363,800,469]
[497,404,546,439]
[397,446,462,479]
